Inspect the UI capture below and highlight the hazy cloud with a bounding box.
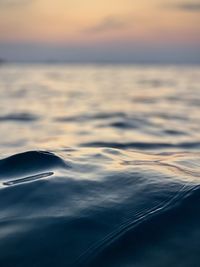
[172,2,200,11]
[85,15,130,34]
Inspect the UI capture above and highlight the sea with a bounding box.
[0,64,200,267]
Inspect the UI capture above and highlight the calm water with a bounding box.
[0,64,200,267]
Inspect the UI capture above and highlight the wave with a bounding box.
[54,112,127,123]
[0,151,67,183]
[83,184,200,267]
[0,113,38,122]
[0,149,199,267]
[81,141,200,150]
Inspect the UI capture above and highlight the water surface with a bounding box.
[0,64,200,267]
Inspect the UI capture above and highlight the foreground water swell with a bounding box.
[0,148,200,267]
[0,64,200,266]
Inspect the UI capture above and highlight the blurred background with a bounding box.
[0,0,200,156]
[0,0,200,64]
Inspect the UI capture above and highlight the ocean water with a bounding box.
[0,64,200,267]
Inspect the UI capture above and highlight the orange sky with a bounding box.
[0,0,199,44]
[0,0,200,62]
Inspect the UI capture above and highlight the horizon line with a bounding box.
[1,59,200,65]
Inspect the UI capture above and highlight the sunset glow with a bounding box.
[0,0,200,62]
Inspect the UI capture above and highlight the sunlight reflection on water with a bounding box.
[0,64,200,267]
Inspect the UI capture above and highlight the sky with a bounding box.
[0,0,200,63]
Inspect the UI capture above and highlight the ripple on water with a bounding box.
[0,113,39,122]
[0,149,199,267]
[0,65,200,267]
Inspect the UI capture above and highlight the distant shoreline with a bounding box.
[1,60,200,66]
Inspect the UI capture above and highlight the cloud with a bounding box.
[172,2,200,11]
[85,15,130,34]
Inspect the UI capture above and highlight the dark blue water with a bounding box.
[0,64,200,266]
